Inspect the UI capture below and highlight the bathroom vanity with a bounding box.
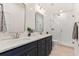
[0,34,53,56]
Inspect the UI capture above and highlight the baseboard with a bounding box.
[52,40,74,49]
[57,43,74,49]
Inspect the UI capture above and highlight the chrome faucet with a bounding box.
[15,32,19,38]
[13,32,19,39]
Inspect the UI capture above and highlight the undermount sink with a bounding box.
[0,36,13,41]
[19,37,31,40]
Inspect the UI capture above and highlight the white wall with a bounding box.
[25,4,35,31]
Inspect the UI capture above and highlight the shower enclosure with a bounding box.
[50,12,74,47]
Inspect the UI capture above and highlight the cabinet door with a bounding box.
[45,36,52,55]
[37,39,46,56]
[20,41,37,56]
[48,36,52,51]
[25,47,37,56]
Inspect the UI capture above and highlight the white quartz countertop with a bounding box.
[0,34,52,53]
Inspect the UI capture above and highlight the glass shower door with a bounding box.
[51,13,74,46]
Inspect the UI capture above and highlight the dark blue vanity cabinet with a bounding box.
[0,35,52,56]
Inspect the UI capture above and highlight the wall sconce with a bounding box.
[35,4,45,15]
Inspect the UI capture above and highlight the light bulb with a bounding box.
[59,10,63,13]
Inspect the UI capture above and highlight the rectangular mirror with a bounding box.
[4,3,26,33]
[35,12,44,33]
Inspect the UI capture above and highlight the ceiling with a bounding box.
[25,3,74,14]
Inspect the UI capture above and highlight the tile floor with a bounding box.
[50,44,74,56]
